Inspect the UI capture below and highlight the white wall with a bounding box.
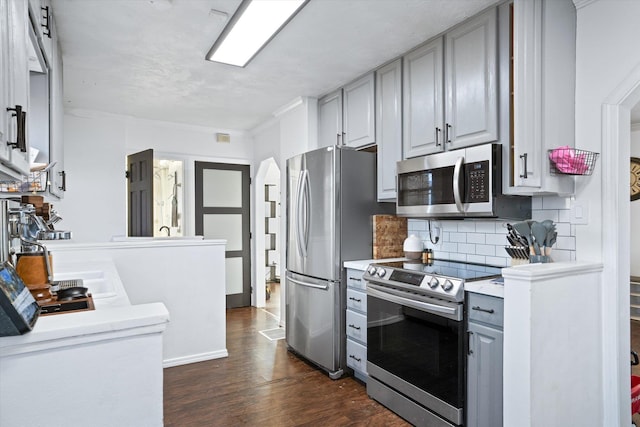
[57,110,253,243]
[574,1,640,424]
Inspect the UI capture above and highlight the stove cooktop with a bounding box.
[363,259,503,303]
[374,259,502,282]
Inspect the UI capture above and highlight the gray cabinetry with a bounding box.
[505,0,576,195]
[467,292,504,427]
[318,89,342,148]
[318,72,375,149]
[345,267,368,382]
[403,7,497,159]
[375,58,402,201]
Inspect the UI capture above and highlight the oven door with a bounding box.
[366,283,465,426]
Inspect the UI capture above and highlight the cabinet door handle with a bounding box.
[468,330,474,355]
[445,123,452,144]
[58,170,66,191]
[471,305,495,314]
[6,105,23,150]
[41,6,52,38]
[435,127,441,146]
[348,324,361,331]
[349,354,361,362]
[348,296,362,303]
[18,111,27,152]
[519,153,528,178]
[349,277,361,282]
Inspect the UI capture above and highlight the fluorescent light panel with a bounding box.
[206,0,308,67]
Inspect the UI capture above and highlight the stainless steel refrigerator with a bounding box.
[285,145,382,379]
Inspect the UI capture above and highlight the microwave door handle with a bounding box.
[453,156,465,213]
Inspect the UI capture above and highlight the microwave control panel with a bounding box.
[464,160,490,203]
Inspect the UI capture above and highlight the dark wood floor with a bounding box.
[164,307,410,426]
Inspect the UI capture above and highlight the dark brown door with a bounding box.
[127,149,153,237]
[195,162,251,308]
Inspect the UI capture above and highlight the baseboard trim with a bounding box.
[163,349,229,368]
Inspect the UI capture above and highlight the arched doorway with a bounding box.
[254,158,282,320]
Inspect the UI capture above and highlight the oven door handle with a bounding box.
[453,155,465,213]
[367,284,460,319]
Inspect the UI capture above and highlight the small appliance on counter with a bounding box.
[0,198,92,318]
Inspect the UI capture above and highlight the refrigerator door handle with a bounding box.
[302,169,311,256]
[288,276,329,290]
[295,169,306,258]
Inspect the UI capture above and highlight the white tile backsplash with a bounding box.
[407,196,576,266]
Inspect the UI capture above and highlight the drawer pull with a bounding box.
[349,354,361,362]
[349,296,362,303]
[349,277,362,282]
[472,305,495,314]
[348,324,361,331]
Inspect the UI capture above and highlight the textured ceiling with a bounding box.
[51,0,500,131]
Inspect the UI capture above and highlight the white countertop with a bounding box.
[0,259,169,356]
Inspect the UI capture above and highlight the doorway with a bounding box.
[194,161,251,308]
[255,158,282,319]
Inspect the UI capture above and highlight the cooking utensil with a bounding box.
[512,222,532,254]
[56,286,88,301]
[531,222,548,256]
[545,231,557,256]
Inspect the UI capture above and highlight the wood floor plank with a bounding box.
[164,307,410,426]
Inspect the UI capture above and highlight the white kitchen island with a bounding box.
[0,259,170,427]
[45,238,228,367]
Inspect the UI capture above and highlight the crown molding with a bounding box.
[572,0,598,10]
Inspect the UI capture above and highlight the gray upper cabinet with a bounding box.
[403,38,443,158]
[376,59,402,201]
[444,7,498,151]
[318,72,375,149]
[505,0,576,196]
[343,72,375,148]
[403,8,498,159]
[318,89,343,148]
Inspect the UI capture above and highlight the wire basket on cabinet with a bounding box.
[548,147,599,176]
[0,169,48,193]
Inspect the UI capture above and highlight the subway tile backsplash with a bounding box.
[407,196,577,267]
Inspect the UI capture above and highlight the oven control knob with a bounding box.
[441,279,454,292]
[428,276,439,288]
[377,268,387,278]
[368,266,377,276]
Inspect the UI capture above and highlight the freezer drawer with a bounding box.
[285,271,343,378]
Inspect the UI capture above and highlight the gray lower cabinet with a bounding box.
[466,292,503,427]
[345,267,368,382]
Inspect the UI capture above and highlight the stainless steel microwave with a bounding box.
[396,143,531,219]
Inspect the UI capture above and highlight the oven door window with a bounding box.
[397,166,455,206]
[367,294,465,408]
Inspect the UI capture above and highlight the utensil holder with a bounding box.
[529,255,551,264]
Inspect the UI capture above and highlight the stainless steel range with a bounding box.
[364,259,501,427]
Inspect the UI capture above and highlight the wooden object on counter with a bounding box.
[15,253,52,285]
[372,215,408,259]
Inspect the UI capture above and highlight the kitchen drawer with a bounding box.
[346,338,367,374]
[347,288,367,313]
[346,268,366,290]
[346,310,367,343]
[467,292,504,328]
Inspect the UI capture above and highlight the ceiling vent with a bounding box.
[216,133,231,143]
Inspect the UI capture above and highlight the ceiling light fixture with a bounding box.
[205,0,308,68]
